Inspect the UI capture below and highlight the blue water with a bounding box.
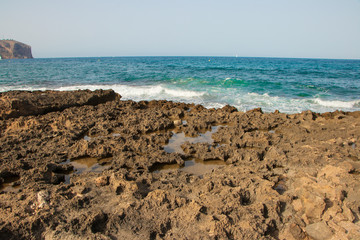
[1,57,359,113]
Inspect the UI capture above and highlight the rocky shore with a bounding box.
[0,90,359,239]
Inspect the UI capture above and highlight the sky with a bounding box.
[1,0,360,59]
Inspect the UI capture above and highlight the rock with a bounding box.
[337,221,360,237]
[247,107,263,114]
[303,194,326,221]
[221,105,237,113]
[51,173,65,185]
[0,89,120,119]
[318,165,347,184]
[280,223,307,240]
[37,190,50,209]
[95,176,109,187]
[342,205,355,222]
[0,90,360,239]
[0,40,33,59]
[173,119,182,126]
[338,161,355,173]
[299,110,318,120]
[305,221,333,240]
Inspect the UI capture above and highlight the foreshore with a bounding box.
[0,89,359,239]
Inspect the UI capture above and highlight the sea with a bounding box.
[0,56,359,114]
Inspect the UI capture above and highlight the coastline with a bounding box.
[1,56,360,114]
[0,89,359,239]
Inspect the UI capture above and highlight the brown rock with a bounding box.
[0,89,120,119]
[173,119,182,126]
[247,107,263,114]
[289,223,307,240]
[0,40,33,59]
[95,176,109,186]
[303,195,326,222]
[0,90,359,239]
[221,104,237,113]
[305,221,333,240]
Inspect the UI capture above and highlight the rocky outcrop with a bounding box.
[0,89,120,119]
[0,90,359,239]
[0,40,33,59]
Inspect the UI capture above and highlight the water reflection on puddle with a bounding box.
[151,158,226,176]
[0,175,21,192]
[164,126,219,154]
[153,125,227,175]
[62,157,111,184]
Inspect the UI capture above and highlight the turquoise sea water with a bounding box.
[0,57,359,113]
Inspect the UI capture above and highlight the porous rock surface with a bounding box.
[0,90,359,239]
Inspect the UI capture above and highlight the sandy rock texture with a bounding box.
[0,90,359,239]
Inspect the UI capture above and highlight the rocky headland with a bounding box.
[0,40,33,59]
[0,90,359,239]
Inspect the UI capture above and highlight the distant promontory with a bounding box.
[0,40,33,59]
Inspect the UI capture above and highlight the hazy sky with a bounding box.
[1,0,360,59]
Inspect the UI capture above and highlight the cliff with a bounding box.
[0,40,33,59]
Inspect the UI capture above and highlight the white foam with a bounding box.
[2,84,360,114]
[1,83,205,101]
[0,86,48,92]
[232,92,360,113]
[203,102,227,109]
[234,92,318,113]
[313,98,360,109]
[55,84,206,103]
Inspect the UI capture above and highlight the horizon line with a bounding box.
[28,55,360,61]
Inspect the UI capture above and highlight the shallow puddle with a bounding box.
[0,175,21,192]
[153,125,227,175]
[83,135,92,141]
[164,126,220,154]
[62,157,112,184]
[151,158,226,176]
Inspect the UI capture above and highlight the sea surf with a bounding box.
[1,56,359,113]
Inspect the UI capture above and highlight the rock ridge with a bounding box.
[0,89,120,120]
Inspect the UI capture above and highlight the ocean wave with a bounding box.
[1,84,360,114]
[233,92,360,113]
[234,92,304,112]
[0,86,48,92]
[312,98,360,109]
[0,83,205,100]
[56,84,206,101]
